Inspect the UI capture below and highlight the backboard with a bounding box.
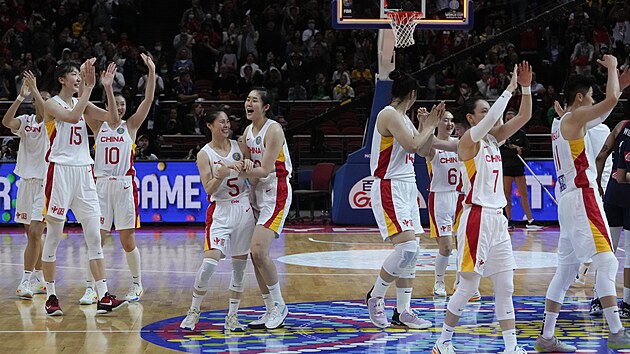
[332,0,473,30]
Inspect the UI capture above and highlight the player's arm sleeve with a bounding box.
[469,90,512,143]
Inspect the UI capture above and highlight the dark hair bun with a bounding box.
[389,70,403,81]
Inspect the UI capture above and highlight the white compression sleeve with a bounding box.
[469,90,512,143]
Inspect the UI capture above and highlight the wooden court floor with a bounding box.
[0,224,626,353]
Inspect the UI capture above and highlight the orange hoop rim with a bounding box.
[385,11,424,25]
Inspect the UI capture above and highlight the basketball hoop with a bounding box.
[386,11,423,48]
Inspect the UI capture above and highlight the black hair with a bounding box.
[462,97,486,117]
[202,109,226,140]
[389,70,418,101]
[250,87,274,118]
[564,75,594,106]
[54,61,80,89]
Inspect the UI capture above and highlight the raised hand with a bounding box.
[425,101,446,128]
[517,61,532,87]
[23,70,37,91]
[82,58,96,90]
[553,100,566,117]
[506,64,518,93]
[597,54,618,70]
[20,71,33,97]
[140,53,155,74]
[100,62,117,88]
[619,66,630,90]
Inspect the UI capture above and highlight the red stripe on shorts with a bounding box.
[205,202,217,249]
[44,162,55,213]
[465,204,482,267]
[582,188,611,249]
[263,177,289,229]
[380,179,402,234]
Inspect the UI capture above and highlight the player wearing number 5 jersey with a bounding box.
[425,111,463,298]
[180,110,255,332]
[78,54,155,305]
[366,70,442,330]
[434,62,533,354]
[41,59,127,317]
[239,88,292,330]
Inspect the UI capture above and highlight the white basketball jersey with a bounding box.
[428,139,460,192]
[461,135,506,208]
[94,121,135,177]
[552,113,598,197]
[45,96,93,166]
[13,114,48,179]
[201,141,249,202]
[245,119,293,179]
[370,106,416,182]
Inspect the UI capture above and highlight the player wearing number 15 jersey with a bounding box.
[180,109,255,332]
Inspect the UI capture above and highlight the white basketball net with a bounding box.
[386,11,423,48]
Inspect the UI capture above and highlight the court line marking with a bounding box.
[307,237,383,245]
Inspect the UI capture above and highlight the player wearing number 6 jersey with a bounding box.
[425,111,463,298]
[434,62,533,354]
[180,110,255,332]
[41,59,128,316]
[239,88,292,330]
[78,54,155,305]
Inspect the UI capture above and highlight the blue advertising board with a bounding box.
[0,161,208,224]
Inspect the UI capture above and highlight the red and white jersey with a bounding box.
[201,141,249,202]
[94,121,135,177]
[370,106,416,182]
[552,113,598,197]
[461,134,506,208]
[428,138,460,192]
[245,119,292,180]
[12,114,48,179]
[45,96,93,166]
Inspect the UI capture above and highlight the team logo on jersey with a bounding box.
[232,152,241,161]
[117,127,124,134]
[255,136,262,145]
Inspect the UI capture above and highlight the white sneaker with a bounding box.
[224,313,246,332]
[265,302,288,329]
[433,340,456,353]
[124,283,144,302]
[248,311,270,329]
[180,308,201,330]
[16,280,33,300]
[30,279,47,294]
[434,281,447,297]
[469,290,481,302]
[501,346,527,354]
[79,287,98,305]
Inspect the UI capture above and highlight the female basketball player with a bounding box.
[433,62,532,354]
[238,88,292,330]
[180,109,255,331]
[364,70,442,329]
[79,54,155,305]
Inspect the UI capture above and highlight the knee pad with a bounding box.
[491,271,515,321]
[382,240,418,277]
[625,230,630,268]
[82,216,104,260]
[611,227,622,253]
[592,252,619,298]
[447,274,480,317]
[42,218,64,262]
[545,263,580,303]
[194,258,218,292]
[399,256,417,279]
[229,258,248,293]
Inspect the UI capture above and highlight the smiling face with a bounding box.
[437,111,455,136]
[244,90,270,121]
[207,112,231,139]
[58,68,81,93]
[466,99,491,127]
[114,95,126,117]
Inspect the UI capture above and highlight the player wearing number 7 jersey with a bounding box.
[180,109,255,332]
[79,54,156,304]
[41,59,128,317]
[434,62,533,354]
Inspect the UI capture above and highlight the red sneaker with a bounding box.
[45,295,63,316]
[96,292,129,314]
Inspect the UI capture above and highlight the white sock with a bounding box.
[439,323,455,344]
[502,329,517,351]
[396,287,412,312]
[125,248,142,286]
[95,279,108,299]
[34,270,43,282]
[21,270,32,283]
[267,282,285,307]
[46,281,56,297]
[262,293,273,312]
[604,306,623,334]
[624,287,630,304]
[191,293,204,311]
[541,311,558,339]
[435,253,449,283]
[86,258,94,289]
[372,275,392,298]
[228,298,240,315]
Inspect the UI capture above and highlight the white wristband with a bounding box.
[16,95,24,102]
[521,86,531,95]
